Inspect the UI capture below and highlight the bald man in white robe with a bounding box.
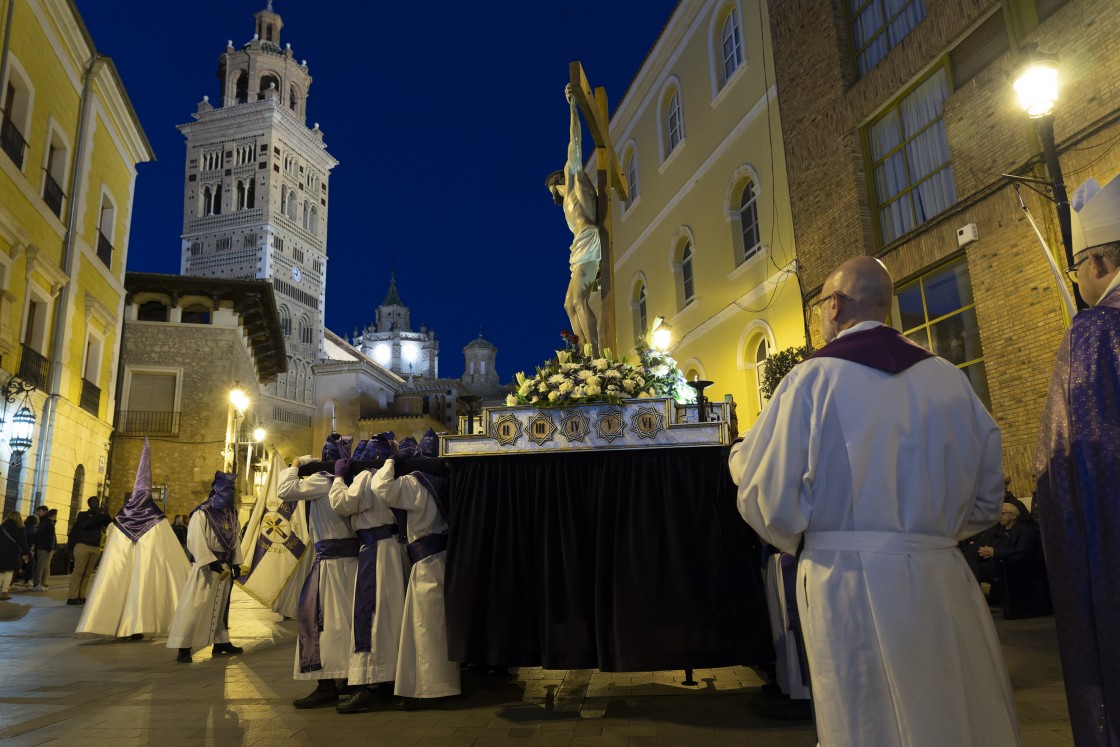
[729,257,1021,747]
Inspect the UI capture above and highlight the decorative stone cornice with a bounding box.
[84,292,116,331]
[24,245,69,297]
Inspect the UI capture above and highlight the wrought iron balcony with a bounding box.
[0,115,27,169]
[96,231,113,268]
[17,344,48,391]
[116,410,180,437]
[43,172,64,217]
[80,378,100,416]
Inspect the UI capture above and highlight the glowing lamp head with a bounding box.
[1014,57,1059,118]
[253,427,266,442]
[373,343,391,366]
[229,388,250,414]
[651,316,672,351]
[8,404,35,455]
[402,343,418,363]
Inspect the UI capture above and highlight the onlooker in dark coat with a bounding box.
[67,497,112,605]
[31,509,58,591]
[17,505,47,586]
[971,502,1041,601]
[1,512,30,600]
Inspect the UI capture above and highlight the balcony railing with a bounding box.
[17,344,48,390]
[96,231,113,268]
[116,410,180,437]
[43,172,64,217]
[1,116,27,169]
[80,378,100,416]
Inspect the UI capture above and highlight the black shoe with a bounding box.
[336,687,378,714]
[66,598,83,606]
[395,696,421,711]
[293,681,338,709]
[129,633,145,641]
[176,648,192,663]
[212,642,243,655]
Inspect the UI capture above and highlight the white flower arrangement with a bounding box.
[508,343,655,408]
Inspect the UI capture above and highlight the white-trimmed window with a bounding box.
[2,58,34,171]
[658,80,686,162]
[623,143,639,210]
[681,243,695,306]
[97,190,117,265]
[867,64,956,245]
[850,0,926,77]
[632,280,648,343]
[753,337,770,413]
[23,284,51,354]
[41,123,70,218]
[667,92,683,153]
[721,8,744,85]
[671,228,697,311]
[727,169,762,267]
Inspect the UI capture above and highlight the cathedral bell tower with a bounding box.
[178,2,337,453]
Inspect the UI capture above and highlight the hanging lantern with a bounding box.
[8,403,35,455]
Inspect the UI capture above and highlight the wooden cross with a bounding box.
[569,61,629,354]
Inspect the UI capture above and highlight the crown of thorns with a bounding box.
[545,170,565,189]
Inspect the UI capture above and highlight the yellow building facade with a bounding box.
[606,0,804,429]
[0,0,152,526]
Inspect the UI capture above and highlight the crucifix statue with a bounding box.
[545,62,629,356]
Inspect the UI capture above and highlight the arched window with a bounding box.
[290,86,299,112]
[667,91,683,154]
[181,303,211,325]
[236,180,246,210]
[299,317,312,344]
[259,74,281,99]
[235,72,248,104]
[280,187,287,216]
[754,337,770,413]
[738,180,760,263]
[202,186,212,216]
[287,189,297,220]
[247,178,255,209]
[4,453,24,514]
[302,200,310,230]
[681,243,695,306]
[278,306,291,337]
[138,300,169,322]
[721,8,744,85]
[632,281,648,343]
[265,23,274,42]
[309,207,318,234]
[623,144,639,210]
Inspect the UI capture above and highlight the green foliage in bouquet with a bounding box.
[507,344,656,408]
[760,345,815,400]
[633,335,696,404]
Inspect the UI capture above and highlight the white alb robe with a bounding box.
[278,462,358,680]
[166,512,244,650]
[370,459,460,699]
[75,520,191,639]
[729,321,1020,747]
[329,471,409,685]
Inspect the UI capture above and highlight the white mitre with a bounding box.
[1070,173,1120,253]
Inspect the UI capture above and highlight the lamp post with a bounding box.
[1013,52,1087,311]
[227,386,249,474]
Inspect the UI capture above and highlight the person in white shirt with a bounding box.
[729,256,1020,747]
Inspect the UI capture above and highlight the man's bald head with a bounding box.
[819,257,894,342]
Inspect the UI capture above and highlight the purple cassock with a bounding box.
[1035,287,1120,746]
[113,437,167,542]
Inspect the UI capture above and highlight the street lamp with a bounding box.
[651,316,672,352]
[0,376,36,455]
[1012,52,1087,311]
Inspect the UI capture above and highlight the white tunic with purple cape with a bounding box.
[1035,281,1120,746]
[278,463,358,681]
[167,472,244,650]
[730,322,1020,747]
[76,442,190,639]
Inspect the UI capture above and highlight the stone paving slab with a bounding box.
[0,575,1073,745]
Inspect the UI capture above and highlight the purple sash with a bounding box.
[813,324,935,374]
[407,532,447,564]
[297,537,360,673]
[780,553,811,687]
[353,524,399,653]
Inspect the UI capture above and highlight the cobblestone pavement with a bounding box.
[0,577,1073,746]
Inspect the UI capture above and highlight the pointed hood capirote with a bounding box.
[112,438,167,542]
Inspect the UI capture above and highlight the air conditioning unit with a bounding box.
[957,223,979,247]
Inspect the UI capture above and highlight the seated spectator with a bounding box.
[972,502,1040,601]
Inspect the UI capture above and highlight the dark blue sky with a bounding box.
[76,1,680,381]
